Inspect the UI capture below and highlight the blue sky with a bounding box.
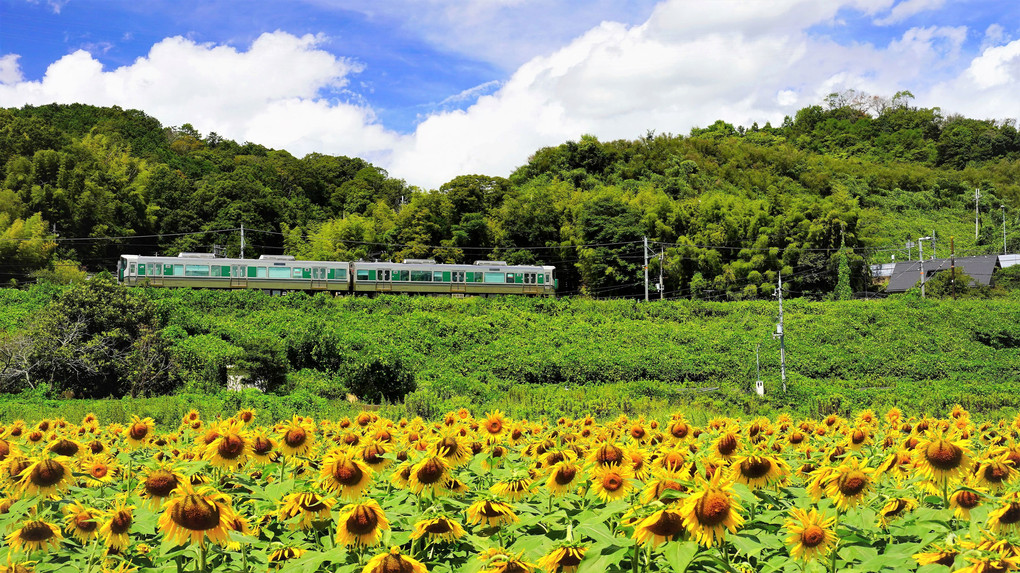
[2,0,1019,188]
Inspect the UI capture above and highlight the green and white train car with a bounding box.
[118,254,556,296]
[351,260,555,296]
[118,254,350,292]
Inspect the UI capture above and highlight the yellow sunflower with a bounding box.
[158,484,236,546]
[276,416,315,457]
[483,411,508,438]
[988,496,1020,535]
[6,519,62,553]
[823,457,874,512]
[203,423,252,470]
[268,547,306,571]
[63,501,101,543]
[479,549,536,573]
[589,465,634,503]
[363,547,428,573]
[79,454,117,487]
[912,543,959,568]
[319,449,374,500]
[537,544,587,573]
[730,454,789,489]
[46,437,83,458]
[335,499,390,548]
[125,416,154,449]
[974,454,1018,491]
[99,499,135,551]
[409,516,466,543]
[491,478,536,501]
[640,476,687,504]
[784,508,836,562]
[545,461,581,497]
[18,456,73,496]
[249,431,276,464]
[278,492,335,530]
[408,455,451,496]
[915,433,971,484]
[138,465,184,509]
[431,433,473,467]
[633,508,686,547]
[878,497,918,527]
[679,471,745,547]
[950,488,984,520]
[466,500,518,528]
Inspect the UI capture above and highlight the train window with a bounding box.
[545,273,551,284]
[292,268,302,278]
[434,271,444,282]
[411,270,431,282]
[382,270,390,281]
[256,267,267,278]
[185,265,210,277]
[356,270,370,280]
[210,265,219,277]
[268,267,290,278]
[173,264,184,276]
[505,273,514,283]
[483,272,502,283]
[398,270,409,281]
[129,263,136,275]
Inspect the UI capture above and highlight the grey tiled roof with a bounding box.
[886,255,1000,292]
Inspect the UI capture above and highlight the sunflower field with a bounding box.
[0,406,1018,573]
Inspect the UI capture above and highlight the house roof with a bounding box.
[886,255,1000,292]
[999,254,1020,269]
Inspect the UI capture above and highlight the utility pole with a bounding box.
[240,224,245,259]
[774,272,787,393]
[931,230,936,260]
[643,236,649,302]
[919,236,931,298]
[975,188,981,241]
[1003,205,1008,255]
[659,248,664,301]
[951,236,956,300]
[906,239,913,261]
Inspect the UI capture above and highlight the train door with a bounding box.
[311,267,327,290]
[378,269,392,292]
[230,265,247,288]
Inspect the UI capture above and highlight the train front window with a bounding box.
[357,269,370,280]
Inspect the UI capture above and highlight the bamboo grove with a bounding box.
[0,406,1019,572]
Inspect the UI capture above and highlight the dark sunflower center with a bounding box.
[8,459,30,479]
[885,499,908,517]
[838,472,868,496]
[380,554,416,573]
[49,439,79,456]
[1000,503,1020,525]
[0,440,9,460]
[333,462,364,486]
[20,521,54,542]
[487,420,502,434]
[145,471,179,497]
[346,506,379,535]
[559,551,583,567]
[30,459,65,487]
[602,474,624,491]
[416,459,444,484]
[717,435,737,456]
[217,435,245,459]
[695,491,732,526]
[28,431,43,442]
[546,451,565,465]
[631,426,645,439]
[424,519,453,534]
[596,445,624,465]
[984,464,1009,483]
[300,497,329,512]
[925,441,963,470]
[671,423,690,439]
[129,423,149,441]
[363,445,385,465]
[646,510,685,536]
[110,510,132,534]
[171,495,221,531]
[284,429,307,448]
[956,491,981,509]
[852,430,866,444]
[253,437,273,455]
[75,514,98,532]
[480,503,504,518]
[90,464,109,478]
[662,453,685,471]
[739,457,772,479]
[801,525,825,547]
[554,466,577,485]
[344,434,360,446]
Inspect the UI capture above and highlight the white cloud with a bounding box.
[873,0,945,25]
[0,55,24,85]
[0,31,400,162]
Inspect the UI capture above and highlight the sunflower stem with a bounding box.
[941,479,949,509]
[829,511,842,573]
[632,540,640,573]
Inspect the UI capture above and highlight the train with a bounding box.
[117,253,557,296]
